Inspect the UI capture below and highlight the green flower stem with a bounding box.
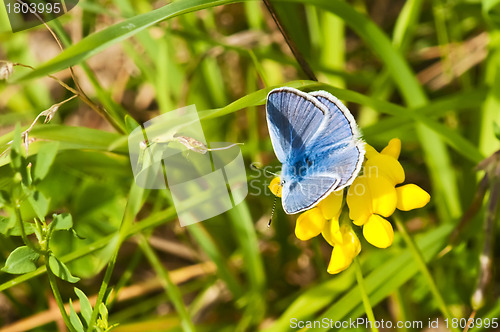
[86,183,144,332]
[394,216,459,331]
[46,254,77,332]
[138,235,196,332]
[86,248,118,332]
[354,258,379,332]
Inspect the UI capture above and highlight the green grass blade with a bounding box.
[228,203,266,329]
[14,0,244,81]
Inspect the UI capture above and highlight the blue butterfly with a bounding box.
[266,87,365,214]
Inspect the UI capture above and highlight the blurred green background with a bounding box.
[0,0,499,331]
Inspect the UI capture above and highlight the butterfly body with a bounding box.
[266,87,365,214]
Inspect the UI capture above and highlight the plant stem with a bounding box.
[263,0,317,81]
[472,176,499,310]
[354,258,379,332]
[14,203,42,254]
[394,215,459,331]
[85,242,118,332]
[471,150,500,311]
[46,254,77,332]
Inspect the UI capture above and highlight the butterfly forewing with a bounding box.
[308,91,365,190]
[266,88,328,163]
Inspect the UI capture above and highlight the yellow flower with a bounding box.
[269,182,360,274]
[347,138,430,248]
[267,138,430,274]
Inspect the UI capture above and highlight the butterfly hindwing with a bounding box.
[282,173,341,214]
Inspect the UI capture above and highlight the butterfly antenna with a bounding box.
[250,162,280,178]
[268,195,278,227]
[264,169,280,178]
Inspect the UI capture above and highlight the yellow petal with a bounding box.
[327,245,353,274]
[364,144,379,159]
[363,214,394,248]
[365,154,405,185]
[318,189,344,220]
[381,138,401,159]
[322,218,343,246]
[368,175,398,217]
[327,227,360,274]
[396,184,430,211]
[269,177,282,197]
[295,208,325,241]
[343,225,362,257]
[347,177,372,225]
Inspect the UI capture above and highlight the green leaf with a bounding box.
[125,115,141,134]
[1,246,40,274]
[74,287,92,326]
[69,299,85,332]
[0,125,125,168]
[0,215,15,234]
[0,215,36,236]
[199,80,407,121]
[27,190,50,220]
[51,213,73,231]
[48,254,80,283]
[99,302,108,322]
[34,141,60,182]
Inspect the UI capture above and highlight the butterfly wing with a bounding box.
[281,172,341,214]
[308,91,365,190]
[266,87,327,163]
[266,88,365,215]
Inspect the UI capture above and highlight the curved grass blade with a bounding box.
[15,0,242,81]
